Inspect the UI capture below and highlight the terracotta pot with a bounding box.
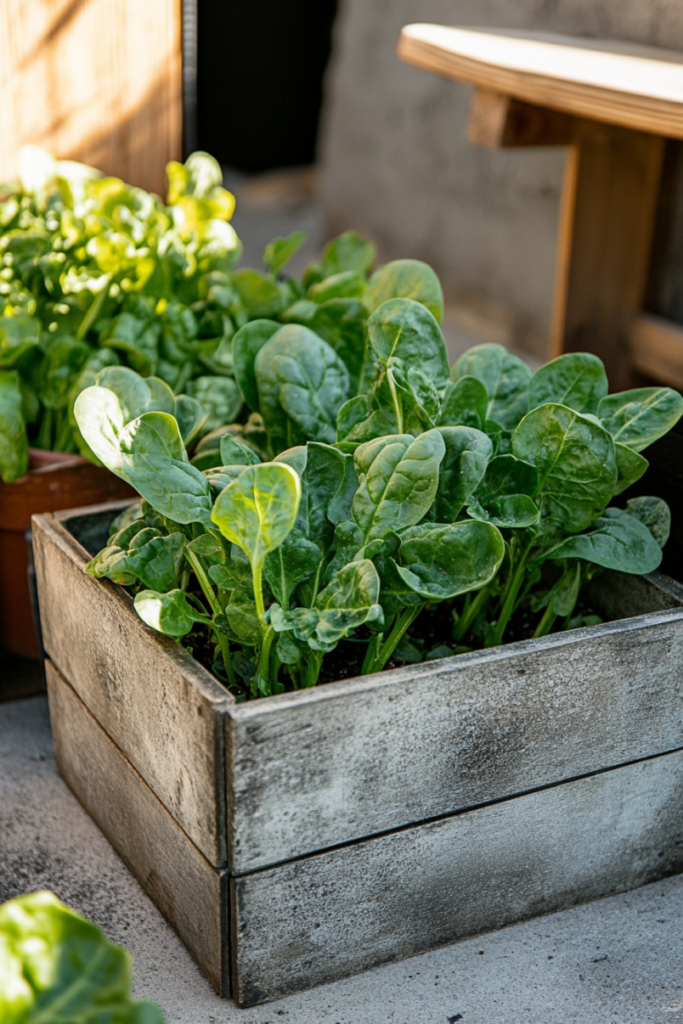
[0,450,134,659]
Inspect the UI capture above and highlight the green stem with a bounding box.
[185,548,236,687]
[174,358,194,395]
[387,371,403,434]
[253,559,266,623]
[365,604,422,675]
[487,536,534,648]
[453,586,489,643]
[533,599,557,639]
[257,626,276,695]
[76,276,110,340]
[361,632,383,675]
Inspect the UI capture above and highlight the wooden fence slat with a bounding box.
[0,0,182,195]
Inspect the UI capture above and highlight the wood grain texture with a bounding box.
[399,26,683,140]
[231,748,683,1006]
[47,660,227,995]
[629,313,683,390]
[0,0,182,196]
[33,510,233,867]
[226,572,683,874]
[550,120,664,388]
[468,88,573,149]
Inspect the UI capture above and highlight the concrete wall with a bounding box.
[319,0,683,356]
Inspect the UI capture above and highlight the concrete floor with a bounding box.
[2,694,683,1024]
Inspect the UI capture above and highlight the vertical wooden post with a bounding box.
[551,121,665,389]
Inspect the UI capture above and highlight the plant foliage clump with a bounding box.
[75,239,683,699]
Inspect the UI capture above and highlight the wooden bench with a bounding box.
[399,25,683,390]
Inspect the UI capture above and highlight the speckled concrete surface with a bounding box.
[2,694,683,1024]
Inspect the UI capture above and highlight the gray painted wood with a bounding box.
[231,748,683,1006]
[47,660,228,995]
[227,582,683,873]
[34,511,233,867]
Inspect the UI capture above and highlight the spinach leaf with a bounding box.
[263,231,306,275]
[549,508,662,573]
[135,588,210,636]
[529,352,608,415]
[232,319,281,412]
[625,495,671,547]
[255,325,350,449]
[437,375,489,428]
[512,403,617,533]
[186,375,242,432]
[352,429,445,544]
[321,230,376,277]
[365,259,444,324]
[598,387,683,451]
[0,890,163,1024]
[396,521,505,599]
[614,442,648,496]
[367,298,449,391]
[431,425,492,522]
[452,343,531,430]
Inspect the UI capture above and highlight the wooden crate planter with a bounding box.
[33,501,683,1007]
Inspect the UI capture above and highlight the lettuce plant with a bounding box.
[75,267,682,697]
[0,890,163,1023]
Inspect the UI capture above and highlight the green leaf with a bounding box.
[549,508,662,573]
[232,268,284,318]
[186,376,242,432]
[613,442,648,496]
[308,271,365,303]
[367,298,449,391]
[0,370,28,482]
[255,325,351,448]
[474,454,538,503]
[277,441,349,549]
[119,411,187,462]
[0,890,164,1024]
[174,394,207,446]
[352,429,445,544]
[625,495,671,547]
[451,344,531,430]
[271,559,383,648]
[203,464,247,493]
[466,493,540,528]
[211,462,301,572]
[365,259,444,324]
[598,387,683,451]
[264,530,322,608]
[304,298,368,390]
[38,337,90,410]
[219,433,260,466]
[512,403,617,533]
[0,312,41,368]
[135,588,209,636]
[96,366,175,420]
[396,521,505,599]
[231,319,281,413]
[431,426,493,522]
[74,385,127,477]
[321,230,376,277]
[226,597,261,644]
[89,524,185,591]
[437,375,489,428]
[263,231,306,275]
[529,353,608,415]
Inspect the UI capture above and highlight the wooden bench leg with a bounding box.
[552,120,664,389]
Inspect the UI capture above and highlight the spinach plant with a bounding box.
[0,890,163,1023]
[76,254,682,698]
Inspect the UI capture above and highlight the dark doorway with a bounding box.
[197,0,338,173]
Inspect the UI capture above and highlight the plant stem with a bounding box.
[365,604,422,675]
[452,586,489,643]
[487,535,534,648]
[76,276,110,340]
[387,371,403,434]
[361,632,383,675]
[252,559,266,623]
[185,548,236,687]
[533,599,557,639]
[257,626,276,695]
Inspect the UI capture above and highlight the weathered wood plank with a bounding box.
[0,0,182,195]
[46,660,227,995]
[231,748,683,1006]
[227,573,683,874]
[629,313,683,391]
[33,511,233,867]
